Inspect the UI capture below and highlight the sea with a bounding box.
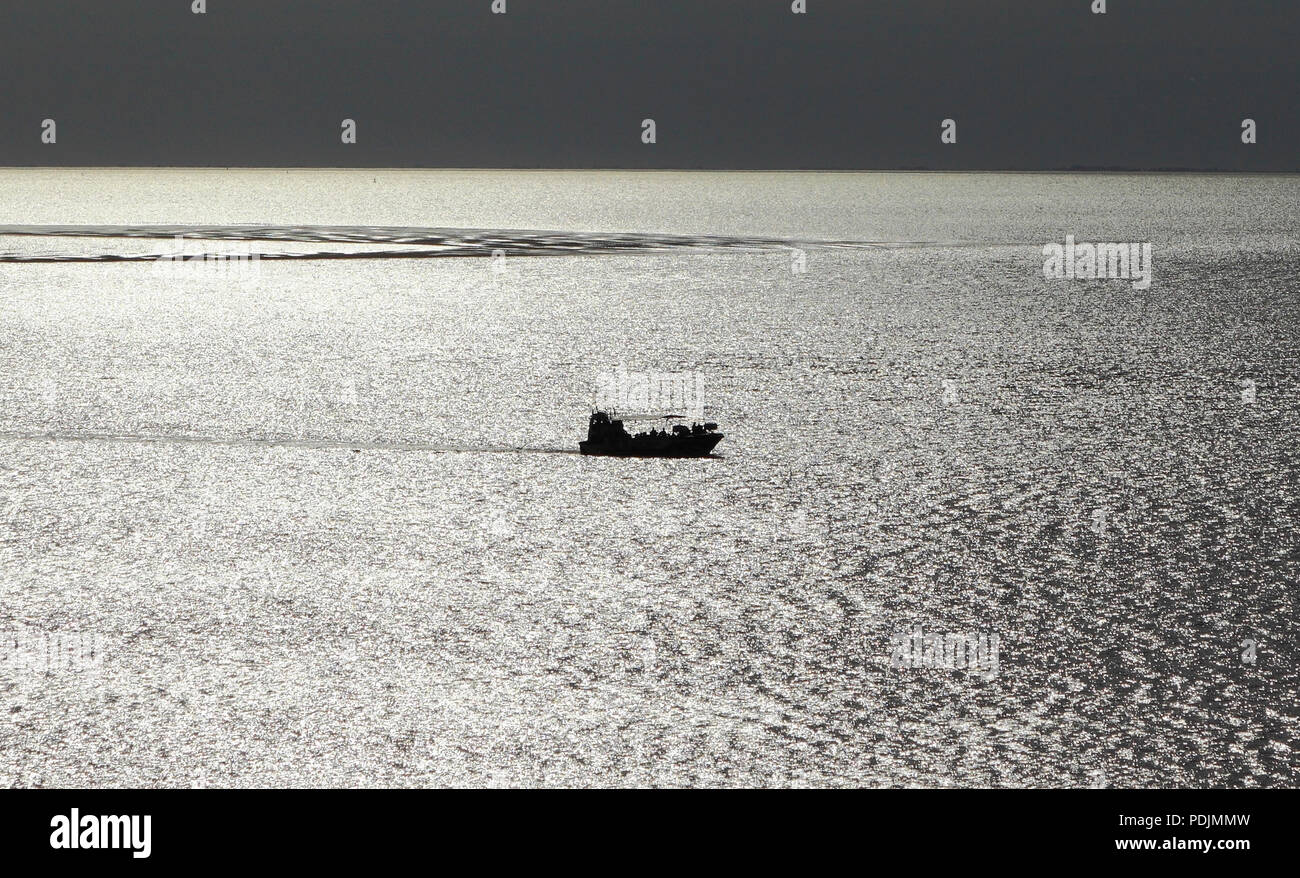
[0,169,1297,787]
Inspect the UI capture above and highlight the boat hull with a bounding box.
[579,433,723,458]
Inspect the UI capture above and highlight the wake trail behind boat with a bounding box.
[0,430,580,455]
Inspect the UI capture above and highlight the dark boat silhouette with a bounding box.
[579,411,723,457]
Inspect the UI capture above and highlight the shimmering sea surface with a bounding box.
[0,170,1297,787]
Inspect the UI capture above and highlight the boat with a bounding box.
[579,411,723,457]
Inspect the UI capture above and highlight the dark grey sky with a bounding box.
[0,0,1295,169]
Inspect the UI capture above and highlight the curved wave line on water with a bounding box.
[0,224,947,263]
[0,430,580,455]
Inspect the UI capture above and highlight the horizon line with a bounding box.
[1,166,1297,176]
